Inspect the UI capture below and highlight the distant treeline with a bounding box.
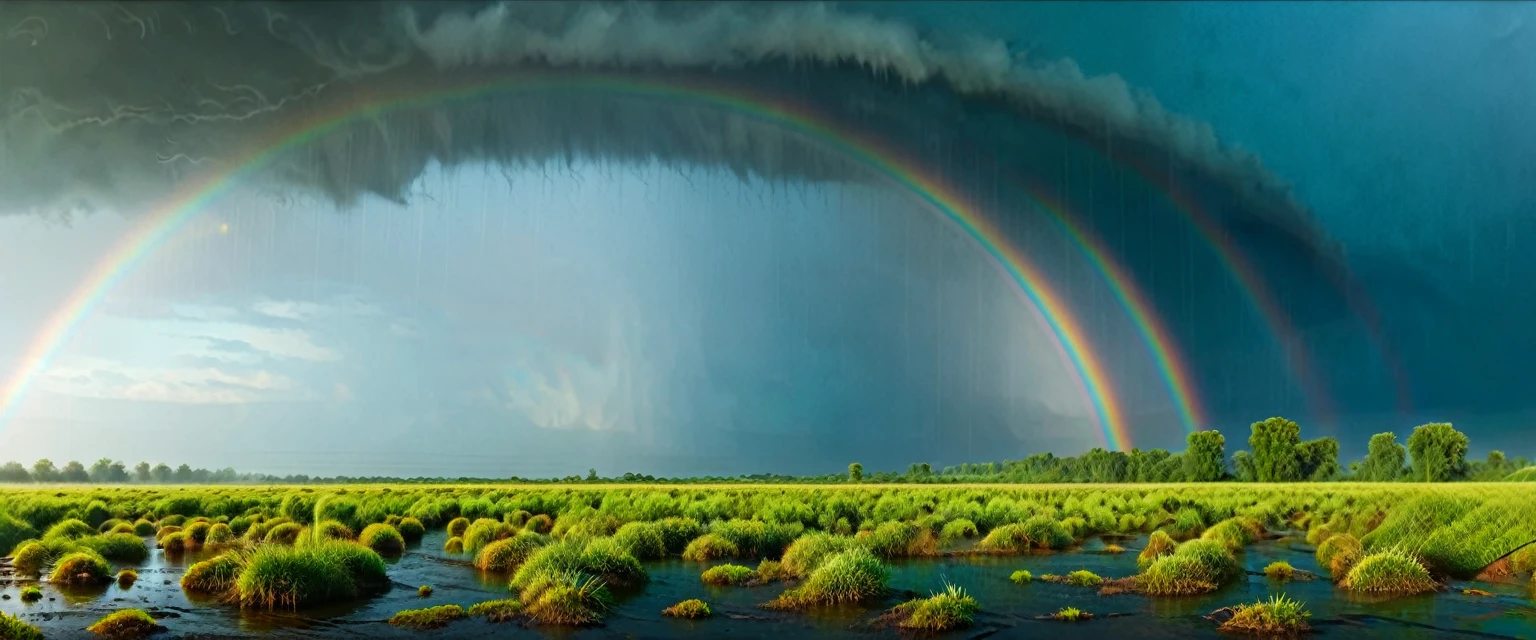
[0,420,1528,486]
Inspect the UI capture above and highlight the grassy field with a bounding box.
[3,482,1534,634]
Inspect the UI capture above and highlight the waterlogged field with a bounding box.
[2,484,1535,638]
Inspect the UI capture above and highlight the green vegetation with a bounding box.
[446,517,470,537]
[397,517,425,541]
[1264,561,1296,581]
[315,520,353,541]
[418,585,432,597]
[765,547,888,609]
[117,568,138,587]
[181,553,244,592]
[701,563,754,585]
[1218,595,1311,635]
[662,598,712,619]
[11,542,47,575]
[357,523,404,554]
[1138,539,1242,596]
[469,598,525,622]
[1316,534,1364,579]
[263,522,302,545]
[49,550,112,584]
[1009,569,1031,584]
[388,605,466,630]
[86,609,161,638]
[235,541,388,609]
[19,586,42,602]
[1053,606,1089,621]
[1064,569,1103,587]
[1340,547,1439,595]
[882,582,979,631]
[1138,530,1177,569]
[0,612,43,640]
[682,533,738,561]
[444,537,464,554]
[474,532,547,572]
[519,571,614,625]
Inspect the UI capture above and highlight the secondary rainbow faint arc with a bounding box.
[0,73,1135,451]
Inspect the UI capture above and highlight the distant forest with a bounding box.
[0,419,1528,485]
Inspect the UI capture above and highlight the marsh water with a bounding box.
[3,532,1534,638]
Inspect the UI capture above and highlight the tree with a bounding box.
[1248,417,1302,482]
[1297,437,1341,481]
[151,463,173,483]
[89,458,115,483]
[1357,432,1406,481]
[587,468,598,481]
[1232,451,1257,482]
[1128,449,1172,482]
[1407,422,1469,482]
[848,462,863,483]
[61,461,89,482]
[0,461,29,482]
[1183,430,1227,482]
[134,462,152,483]
[31,459,57,482]
[174,464,194,483]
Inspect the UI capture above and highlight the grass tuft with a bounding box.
[473,532,546,572]
[49,550,112,585]
[357,523,404,554]
[181,553,244,593]
[883,581,979,631]
[117,569,138,587]
[235,541,387,610]
[388,605,466,630]
[397,517,426,542]
[520,571,614,626]
[701,563,755,585]
[662,598,712,619]
[86,609,162,638]
[469,598,525,622]
[764,546,888,609]
[1010,569,1032,584]
[12,542,48,576]
[20,586,43,602]
[1053,606,1090,621]
[1218,594,1311,634]
[1138,530,1178,570]
[444,536,464,554]
[418,584,432,597]
[1264,561,1296,581]
[1316,534,1364,580]
[1340,547,1438,595]
[681,533,739,562]
[0,612,43,640]
[1138,539,1242,596]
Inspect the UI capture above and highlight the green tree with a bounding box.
[1407,422,1469,482]
[174,464,194,483]
[1248,417,1302,482]
[1297,437,1340,481]
[134,462,152,483]
[586,468,598,481]
[1183,430,1227,482]
[0,461,29,482]
[60,461,89,482]
[1232,450,1257,482]
[88,458,115,483]
[151,463,173,483]
[847,462,863,483]
[31,459,57,482]
[1356,432,1406,481]
[1127,449,1172,482]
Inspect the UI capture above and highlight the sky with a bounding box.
[0,1,1531,476]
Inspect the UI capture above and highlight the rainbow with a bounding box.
[0,73,1153,450]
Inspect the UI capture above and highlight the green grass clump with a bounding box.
[681,533,739,562]
[185,521,211,544]
[0,612,43,640]
[1201,518,1254,551]
[662,598,712,619]
[106,523,136,535]
[1053,606,1089,621]
[12,542,49,575]
[397,517,425,542]
[1138,539,1242,596]
[205,523,235,546]
[474,532,546,572]
[613,521,667,560]
[938,519,979,546]
[701,563,755,585]
[1219,594,1311,634]
[158,516,186,528]
[1316,533,1364,579]
[0,514,37,558]
[1341,547,1438,595]
[154,525,183,543]
[1264,561,1296,581]
[159,531,191,553]
[884,582,979,631]
[132,520,156,536]
[20,586,43,602]
[49,550,112,585]
[181,553,244,592]
[444,536,465,554]
[263,522,303,545]
[519,571,614,626]
[79,533,149,562]
[1064,569,1103,587]
[44,519,95,541]
[977,516,1073,553]
[462,518,515,555]
[509,538,648,592]
[469,598,525,622]
[117,569,138,587]
[315,520,354,541]
[655,517,703,554]
[1505,467,1536,481]
[1166,508,1206,540]
[1010,569,1032,584]
[446,517,470,537]
[707,519,803,558]
[865,521,938,558]
[358,523,405,554]
[388,605,466,630]
[764,546,888,609]
[235,541,387,609]
[1511,544,1536,574]
[86,609,161,638]
[780,532,858,577]
[418,584,432,597]
[524,514,554,534]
